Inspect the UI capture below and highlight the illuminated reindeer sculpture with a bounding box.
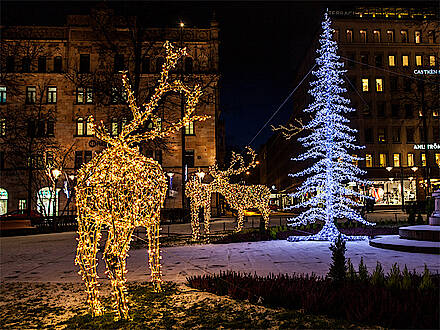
[209,147,271,232]
[75,41,206,320]
[186,175,213,240]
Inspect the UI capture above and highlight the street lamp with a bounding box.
[50,168,61,217]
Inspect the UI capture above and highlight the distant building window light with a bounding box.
[360,30,367,43]
[421,153,426,167]
[401,30,408,43]
[393,153,401,167]
[386,30,394,42]
[379,153,387,167]
[388,55,395,66]
[375,78,383,92]
[365,154,373,167]
[47,87,57,103]
[414,31,421,43]
[407,153,414,167]
[402,55,409,67]
[430,56,436,67]
[415,55,422,67]
[362,78,369,92]
[0,86,6,104]
[346,29,353,42]
[373,30,380,42]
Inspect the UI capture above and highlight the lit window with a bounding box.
[414,31,421,44]
[373,30,380,42]
[388,55,395,66]
[346,29,353,42]
[402,55,409,67]
[393,153,401,167]
[362,78,369,91]
[76,87,84,104]
[111,118,118,136]
[375,78,383,92]
[365,154,373,167]
[184,122,194,135]
[436,154,440,167]
[421,153,426,167]
[0,118,5,137]
[47,87,57,103]
[77,118,84,136]
[401,30,408,43]
[416,55,422,66]
[378,127,386,143]
[352,154,358,166]
[433,110,439,117]
[26,86,36,104]
[430,56,436,67]
[386,30,394,42]
[0,86,6,104]
[18,199,27,213]
[86,117,94,136]
[86,88,93,104]
[379,153,387,167]
[360,30,367,43]
[407,153,414,167]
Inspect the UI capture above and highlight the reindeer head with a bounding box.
[90,41,208,149]
[209,147,257,186]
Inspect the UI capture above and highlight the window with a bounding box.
[414,31,421,43]
[415,55,422,67]
[84,151,92,163]
[377,102,386,117]
[184,121,194,135]
[391,104,400,118]
[156,57,165,73]
[46,151,54,166]
[0,86,6,104]
[46,121,54,136]
[76,87,93,104]
[79,54,90,73]
[332,29,339,41]
[18,200,27,213]
[76,118,84,136]
[388,55,395,66]
[352,154,358,166]
[54,56,62,73]
[419,127,426,142]
[379,153,387,167]
[436,154,440,167]
[141,57,150,73]
[114,54,125,73]
[6,56,15,72]
[22,57,31,73]
[402,55,409,67]
[375,78,383,92]
[38,57,46,73]
[407,153,414,167]
[346,52,355,68]
[401,30,408,43]
[74,151,83,169]
[111,87,127,104]
[346,29,353,42]
[27,120,53,137]
[428,30,436,43]
[433,110,439,118]
[378,127,386,143]
[430,56,436,67]
[373,30,380,42]
[362,78,369,92]
[0,118,5,137]
[26,86,36,104]
[421,153,426,167]
[386,30,394,42]
[76,87,84,104]
[404,104,413,118]
[365,127,373,143]
[86,117,94,136]
[365,154,373,167]
[360,54,368,65]
[185,57,193,73]
[406,127,415,143]
[111,118,119,136]
[184,150,195,168]
[390,77,398,91]
[433,127,439,142]
[47,87,57,103]
[393,153,401,167]
[392,127,400,143]
[360,30,367,43]
[375,54,383,67]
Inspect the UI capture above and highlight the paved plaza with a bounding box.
[1,231,439,284]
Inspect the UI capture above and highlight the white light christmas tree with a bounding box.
[287,10,374,242]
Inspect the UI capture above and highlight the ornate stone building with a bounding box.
[0,7,221,218]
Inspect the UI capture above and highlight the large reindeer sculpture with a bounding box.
[75,41,207,320]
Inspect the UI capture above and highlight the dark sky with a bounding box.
[3,1,426,149]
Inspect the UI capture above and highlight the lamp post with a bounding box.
[50,168,61,217]
[411,166,419,201]
[179,20,186,219]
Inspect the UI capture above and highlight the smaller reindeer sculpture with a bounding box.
[209,147,271,232]
[185,175,213,240]
[75,41,207,320]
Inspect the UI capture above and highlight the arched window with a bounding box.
[0,188,8,215]
[36,187,60,217]
[185,57,193,73]
[86,116,94,136]
[156,57,165,73]
[76,117,84,136]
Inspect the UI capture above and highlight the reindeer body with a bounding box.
[185,177,212,239]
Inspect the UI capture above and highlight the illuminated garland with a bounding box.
[75,41,207,320]
[286,11,374,242]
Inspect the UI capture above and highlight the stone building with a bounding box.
[0,7,221,218]
[260,6,439,209]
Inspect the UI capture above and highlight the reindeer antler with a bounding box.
[210,147,257,178]
[91,41,209,146]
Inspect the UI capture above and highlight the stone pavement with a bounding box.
[1,231,438,284]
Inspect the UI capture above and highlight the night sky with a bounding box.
[1,1,420,149]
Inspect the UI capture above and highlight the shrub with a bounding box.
[346,258,357,281]
[358,257,368,282]
[327,234,346,282]
[419,265,434,291]
[371,262,385,286]
[386,263,401,290]
[402,265,411,291]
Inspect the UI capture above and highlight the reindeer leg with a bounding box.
[75,216,104,317]
[236,209,244,232]
[204,203,211,235]
[147,208,162,292]
[104,225,133,320]
[191,204,200,240]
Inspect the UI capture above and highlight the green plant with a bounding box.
[419,265,434,291]
[346,258,357,281]
[402,265,411,290]
[386,263,401,290]
[371,262,385,286]
[358,257,369,282]
[328,234,346,282]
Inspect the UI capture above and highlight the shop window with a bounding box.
[365,154,373,167]
[79,54,90,73]
[0,188,8,215]
[141,57,150,73]
[36,187,59,216]
[393,153,401,167]
[379,153,387,167]
[406,127,415,143]
[114,54,125,73]
[436,154,440,167]
[392,127,400,143]
[18,199,27,213]
[400,30,408,43]
[22,57,31,73]
[184,122,194,135]
[373,30,380,42]
[377,102,386,117]
[184,150,194,168]
[390,77,398,91]
[386,30,394,42]
[375,78,383,92]
[407,153,414,167]
[421,153,426,167]
[362,78,369,91]
[388,55,395,67]
[378,127,386,143]
[0,86,6,104]
[26,86,36,104]
[346,29,353,42]
[375,54,383,67]
[53,56,62,73]
[360,30,367,43]
[6,56,15,72]
[414,31,421,44]
[38,56,46,73]
[430,56,436,67]
[47,87,57,103]
[402,55,409,67]
[415,55,422,67]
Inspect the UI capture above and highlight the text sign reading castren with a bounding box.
[414,69,440,75]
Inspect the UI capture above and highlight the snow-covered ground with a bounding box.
[1,231,439,283]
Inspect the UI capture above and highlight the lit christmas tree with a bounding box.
[287,10,374,242]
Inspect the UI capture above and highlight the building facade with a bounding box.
[260,6,439,209]
[0,7,221,218]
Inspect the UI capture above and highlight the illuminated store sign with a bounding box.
[413,69,440,75]
[414,143,440,150]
